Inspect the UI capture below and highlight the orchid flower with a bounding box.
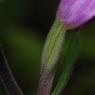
[38,0,95,95]
[57,0,95,29]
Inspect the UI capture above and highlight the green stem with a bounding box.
[51,30,80,95]
[37,19,67,95]
[41,19,66,71]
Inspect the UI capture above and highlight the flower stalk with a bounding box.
[37,19,67,95]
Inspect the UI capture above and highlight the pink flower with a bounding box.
[57,0,95,29]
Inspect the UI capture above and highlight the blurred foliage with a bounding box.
[0,0,95,95]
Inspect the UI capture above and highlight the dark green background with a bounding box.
[0,0,95,95]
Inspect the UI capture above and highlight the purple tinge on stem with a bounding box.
[57,0,95,29]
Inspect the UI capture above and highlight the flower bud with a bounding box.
[57,0,95,29]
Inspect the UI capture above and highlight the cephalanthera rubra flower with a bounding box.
[57,0,95,29]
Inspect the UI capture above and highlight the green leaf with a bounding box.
[51,30,80,95]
